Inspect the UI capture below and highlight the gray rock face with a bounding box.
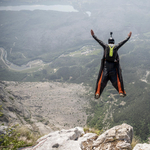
[23,123,133,150]
[0,126,7,135]
[24,127,85,150]
[92,123,133,150]
[0,81,30,125]
[133,143,150,150]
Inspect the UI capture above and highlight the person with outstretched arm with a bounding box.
[91,30,132,99]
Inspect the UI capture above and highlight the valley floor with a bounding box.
[4,81,91,130]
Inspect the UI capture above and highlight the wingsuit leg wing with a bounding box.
[109,62,126,97]
[95,59,109,99]
[116,63,126,96]
[95,60,126,99]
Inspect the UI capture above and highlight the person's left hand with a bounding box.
[128,32,132,37]
[91,30,94,36]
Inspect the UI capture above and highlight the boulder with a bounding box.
[133,143,150,150]
[92,123,133,150]
[24,127,84,150]
[80,133,98,150]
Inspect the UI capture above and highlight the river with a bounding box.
[0,5,78,12]
[0,5,78,71]
[0,5,91,71]
[0,48,46,71]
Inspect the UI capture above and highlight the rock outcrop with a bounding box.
[133,143,150,150]
[23,127,85,150]
[92,123,133,150]
[23,123,133,150]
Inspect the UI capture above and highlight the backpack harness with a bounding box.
[109,45,115,57]
[105,45,117,62]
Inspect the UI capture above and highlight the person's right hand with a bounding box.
[128,32,132,37]
[91,30,94,36]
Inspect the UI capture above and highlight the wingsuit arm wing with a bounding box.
[116,32,132,49]
[91,30,106,49]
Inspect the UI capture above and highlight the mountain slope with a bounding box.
[0,81,91,129]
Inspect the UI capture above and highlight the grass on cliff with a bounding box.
[131,136,141,149]
[83,126,103,136]
[0,105,41,150]
[0,124,41,150]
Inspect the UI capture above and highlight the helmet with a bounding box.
[108,32,115,44]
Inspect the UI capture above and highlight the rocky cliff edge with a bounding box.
[20,123,137,150]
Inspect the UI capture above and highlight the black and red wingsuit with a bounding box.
[91,30,132,99]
